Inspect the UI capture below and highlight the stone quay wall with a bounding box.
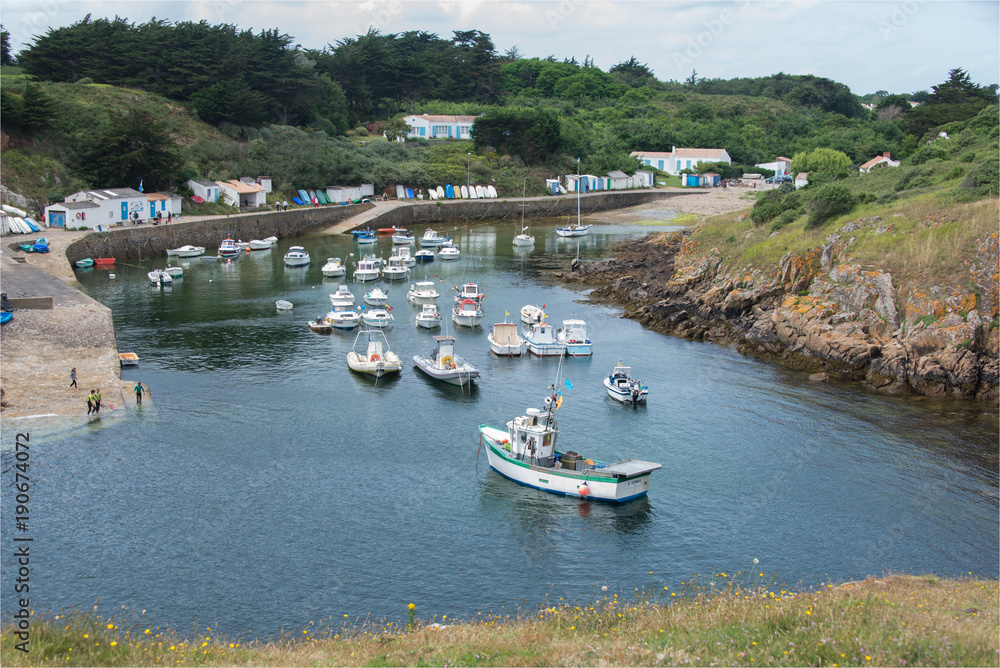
[64,203,375,263]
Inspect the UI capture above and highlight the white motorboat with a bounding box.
[392,229,415,244]
[327,306,360,330]
[452,298,484,328]
[520,304,545,325]
[479,386,661,502]
[414,249,435,263]
[330,285,356,307]
[167,245,205,257]
[523,321,566,356]
[249,239,273,250]
[219,238,241,258]
[604,362,648,404]
[555,319,592,357]
[415,303,442,329]
[147,269,172,286]
[322,257,347,277]
[363,286,388,306]
[275,299,293,310]
[555,224,591,237]
[284,246,311,266]
[382,256,409,281]
[163,265,184,278]
[418,228,452,247]
[308,317,333,334]
[263,236,278,245]
[234,240,250,250]
[354,257,380,282]
[362,307,394,328]
[488,321,524,356]
[354,228,377,245]
[438,243,461,261]
[347,329,403,378]
[407,280,439,305]
[412,335,480,386]
[454,282,485,305]
[393,246,416,268]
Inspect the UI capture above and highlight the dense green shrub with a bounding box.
[769,209,800,232]
[941,165,966,181]
[806,183,856,228]
[955,159,1000,201]
[353,126,369,136]
[876,192,898,205]
[858,192,878,204]
[961,152,977,163]
[750,197,783,225]
[910,144,948,164]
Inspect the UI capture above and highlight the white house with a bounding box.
[403,114,477,140]
[755,156,794,177]
[145,192,183,219]
[324,184,375,203]
[45,187,146,229]
[859,151,901,173]
[216,180,267,207]
[240,176,272,194]
[607,171,630,190]
[794,172,810,189]
[634,169,654,187]
[631,147,732,175]
[187,178,220,203]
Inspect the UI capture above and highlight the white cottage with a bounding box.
[403,114,477,140]
[187,178,220,203]
[45,187,146,229]
[216,180,267,207]
[607,171,629,190]
[145,192,183,219]
[324,184,375,203]
[859,152,900,173]
[631,147,732,176]
[635,170,654,187]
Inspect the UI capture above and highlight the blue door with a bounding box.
[121,202,128,220]
[50,212,66,228]
[149,202,156,218]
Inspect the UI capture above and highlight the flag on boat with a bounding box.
[505,311,509,316]
[565,379,573,390]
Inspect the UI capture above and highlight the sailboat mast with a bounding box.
[576,157,581,226]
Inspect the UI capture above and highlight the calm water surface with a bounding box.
[2,216,997,636]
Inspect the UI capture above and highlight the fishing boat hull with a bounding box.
[416,315,442,329]
[308,320,333,334]
[284,255,310,266]
[354,270,379,282]
[488,323,524,356]
[479,426,658,502]
[605,377,648,404]
[488,337,523,356]
[249,240,272,251]
[438,248,460,261]
[347,352,402,378]
[382,267,408,281]
[556,225,591,237]
[513,235,535,246]
[167,246,205,257]
[412,355,479,386]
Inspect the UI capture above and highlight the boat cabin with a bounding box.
[431,335,456,367]
[527,322,557,343]
[507,399,558,467]
[456,282,485,302]
[558,319,589,343]
[492,322,520,345]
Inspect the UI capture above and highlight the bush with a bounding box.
[858,192,878,204]
[354,126,369,136]
[75,77,94,85]
[750,198,783,225]
[956,160,1000,201]
[769,209,800,232]
[876,192,898,205]
[942,165,966,181]
[910,144,948,164]
[806,183,856,228]
[960,152,976,163]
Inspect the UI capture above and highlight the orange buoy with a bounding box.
[578,483,590,497]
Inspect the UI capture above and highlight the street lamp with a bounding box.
[467,152,471,190]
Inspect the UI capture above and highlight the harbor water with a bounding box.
[2,216,997,637]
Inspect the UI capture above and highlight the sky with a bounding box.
[2,0,998,95]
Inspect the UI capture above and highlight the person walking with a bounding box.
[282,200,288,211]
[134,382,145,406]
[70,367,78,389]
[86,389,95,415]
[94,388,102,413]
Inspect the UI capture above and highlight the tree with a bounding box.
[609,57,656,88]
[791,148,852,177]
[685,69,698,87]
[905,68,995,137]
[471,107,560,162]
[1,25,13,66]
[81,106,182,190]
[381,117,410,141]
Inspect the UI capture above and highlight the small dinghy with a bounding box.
[604,362,648,405]
[148,269,172,286]
[75,258,94,268]
[275,300,293,310]
[347,329,402,379]
[520,304,545,325]
[164,265,184,278]
[308,317,333,334]
[412,335,479,386]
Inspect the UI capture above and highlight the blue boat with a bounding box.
[414,249,435,263]
[445,184,455,199]
[33,244,50,253]
[75,258,95,268]
[36,237,49,246]
[1,312,12,325]
[406,188,414,199]
[292,197,304,206]
[297,189,310,204]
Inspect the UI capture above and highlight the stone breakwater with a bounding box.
[564,225,999,402]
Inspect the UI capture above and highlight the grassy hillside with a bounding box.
[2,575,995,666]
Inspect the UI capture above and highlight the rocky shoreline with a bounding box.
[563,225,999,402]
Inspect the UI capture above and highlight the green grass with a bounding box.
[2,575,995,667]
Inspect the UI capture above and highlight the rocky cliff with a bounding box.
[564,222,999,402]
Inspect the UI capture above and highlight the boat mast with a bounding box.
[576,157,581,228]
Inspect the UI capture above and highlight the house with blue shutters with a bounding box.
[402,114,478,140]
[630,147,732,176]
[44,187,146,229]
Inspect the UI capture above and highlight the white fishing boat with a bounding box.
[219,238,241,257]
[415,303,442,329]
[284,246,311,266]
[418,228,452,247]
[520,304,545,325]
[452,298,484,328]
[412,335,480,386]
[454,282,485,305]
[555,319,592,357]
[513,226,535,246]
[438,243,461,261]
[407,280,440,305]
[147,269,172,286]
[167,245,205,257]
[327,306,360,330]
[362,307,394,328]
[479,386,661,502]
[308,317,333,334]
[275,299,293,310]
[523,321,565,356]
[488,321,525,356]
[414,249,435,263]
[382,256,409,281]
[163,265,184,278]
[347,329,403,378]
[263,236,278,245]
[249,239,273,250]
[392,229,415,245]
[354,257,380,282]
[322,257,346,277]
[329,285,356,307]
[604,362,648,404]
[363,286,389,306]
[393,245,417,268]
